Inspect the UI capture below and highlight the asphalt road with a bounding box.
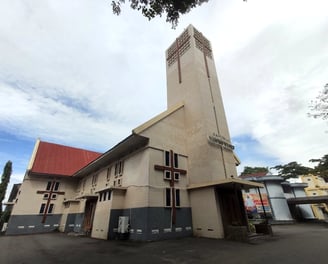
[1,223,328,264]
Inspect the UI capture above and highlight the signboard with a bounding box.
[243,193,271,214]
[207,133,234,151]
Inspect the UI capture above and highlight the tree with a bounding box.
[240,166,269,176]
[271,162,312,179]
[0,161,12,230]
[308,83,328,121]
[310,154,328,179]
[111,0,211,28]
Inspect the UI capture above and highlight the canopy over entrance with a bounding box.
[187,178,264,190]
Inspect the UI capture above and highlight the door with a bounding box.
[83,199,97,235]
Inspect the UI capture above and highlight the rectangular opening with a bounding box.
[174,172,180,181]
[39,203,46,214]
[48,204,54,214]
[46,181,52,191]
[165,151,170,166]
[165,188,171,207]
[164,170,171,180]
[54,182,60,191]
[174,153,178,168]
[175,189,180,207]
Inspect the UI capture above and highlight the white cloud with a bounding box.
[0,0,328,176]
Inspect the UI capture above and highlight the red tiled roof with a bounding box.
[30,141,102,177]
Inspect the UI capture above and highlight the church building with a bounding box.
[6,25,263,241]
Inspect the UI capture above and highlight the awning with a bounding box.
[63,199,80,204]
[188,178,264,190]
[76,194,98,199]
[95,186,127,193]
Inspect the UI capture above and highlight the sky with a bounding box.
[1,0,328,199]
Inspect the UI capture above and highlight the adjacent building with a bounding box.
[300,175,328,220]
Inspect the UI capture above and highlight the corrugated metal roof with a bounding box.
[30,141,102,177]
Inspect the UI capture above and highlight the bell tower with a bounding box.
[165,25,237,184]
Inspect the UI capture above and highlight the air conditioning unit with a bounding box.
[118,216,129,234]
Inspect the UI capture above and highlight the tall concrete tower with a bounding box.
[166,25,237,185]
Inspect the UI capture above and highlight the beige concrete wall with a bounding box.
[148,147,189,207]
[189,187,224,239]
[11,175,76,216]
[91,199,112,239]
[140,107,187,155]
[166,25,237,185]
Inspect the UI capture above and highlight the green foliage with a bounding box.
[111,0,210,28]
[0,161,12,217]
[310,154,328,179]
[271,162,312,179]
[241,166,268,176]
[308,83,328,121]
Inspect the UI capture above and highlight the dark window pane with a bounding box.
[48,204,54,214]
[176,189,180,207]
[107,167,111,181]
[166,188,171,207]
[108,191,111,200]
[174,172,180,181]
[174,153,178,168]
[54,182,60,191]
[39,203,46,214]
[165,171,171,180]
[46,182,52,191]
[165,151,170,166]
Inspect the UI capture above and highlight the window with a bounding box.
[165,188,171,207]
[92,174,98,186]
[174,172,180,181]
[106,167,111,181]
[43,193,49,200]
[175,189,180,207]
[165,151,170,166]
[114,161,124,176]
[46,181,52,191]
[51,194,57,200]
[39,203,46,214]
[164,170,171,180]
[54,182,60,191]
[48,204,54,214]
[98,190,111,202]
[174,153,178,168]
[82,179,86,191]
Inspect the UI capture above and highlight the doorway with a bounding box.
[83,199,97,236]
[217,187,249,239]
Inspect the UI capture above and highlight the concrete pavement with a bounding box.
[1,223,328,264]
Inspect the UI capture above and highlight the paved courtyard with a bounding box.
[1,223,328,264]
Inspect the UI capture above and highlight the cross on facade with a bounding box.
[36,180,65,223]
[154,150,187,225]
[166,30,191,84]
[194,29,213,78]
